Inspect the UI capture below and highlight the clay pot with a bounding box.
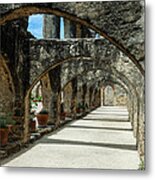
[60,112,66,121]
[36,114,48,127]
[29,121,36,132]
[76,108,81,113]
[0,128,9,146]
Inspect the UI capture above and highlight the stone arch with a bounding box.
[29,56,92,90]
[21,58,140,156]
[60,71,132,120]
[59,66,140,140]
[0,3,144,75]
[60,67,134,108]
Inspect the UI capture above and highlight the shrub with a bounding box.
[0,113,16,128]
[0,116,7,128]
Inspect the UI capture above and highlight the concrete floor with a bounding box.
[3,106,140,170]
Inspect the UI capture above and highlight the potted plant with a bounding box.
[76,103,82,113]
[36,109,49,127]
[29,111,36,132]
[0,116,9,146]
[60,111,66,121]
[60,103,66,120]
[37,96,42,102]
[6,117,16,133]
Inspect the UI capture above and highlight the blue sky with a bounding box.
[28,15,64,39]
[28,14,43,39]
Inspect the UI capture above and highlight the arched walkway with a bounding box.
[0,1,144,168]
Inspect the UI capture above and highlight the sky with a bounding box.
[28,14,43,39]
[27,15,101,39]
[28,15,64,39]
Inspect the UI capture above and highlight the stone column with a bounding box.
[85,85,90,113]
[40,74,51,109]
[92,87,100,108]
[71,77,77,119]
[89,86,94,110]
[76,24,96,38]
[43,15,60,38]
[81,26,96,38]
[81,83,87,114]
[64,82,72,117]
[76,24,82,38]
[48,66,61,126]
[64,19,76,38]
[100,87,104,106]
[93,88,97,107]
[95,88,101,107]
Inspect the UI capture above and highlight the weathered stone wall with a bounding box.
[29,38,117,85]
[113,51,144,155]
[43,15,60,38]
[0,1,144,70]
[1,18,32,97]
[0,1,145,159]
[0,17,34,142]
[0,57,15,115]
[113,84,128,106]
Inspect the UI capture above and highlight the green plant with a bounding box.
[0,116,7,128]
[139,160,145,170]
[14,109,21,116]
[0,113,16,128]
[37,96,42,102]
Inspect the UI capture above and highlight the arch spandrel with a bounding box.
[0,1,144,75]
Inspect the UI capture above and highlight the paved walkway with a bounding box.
[3,106,140,170]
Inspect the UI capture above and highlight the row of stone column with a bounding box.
[43,15,96,38]
[54,79,101,125]
[41,73,101,127]
[66,80,101,116]
[41,14,98,126]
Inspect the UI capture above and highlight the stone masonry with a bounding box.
[0,1,145,163]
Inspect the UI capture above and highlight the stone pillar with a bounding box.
[43,15,60,38]
[76,24,82,38]
[48,66,61,126]
[64,19,76,38]
[64,82,72,117]
[81,26,96,38]
[93,88,98,107]
[76,24,96,38]
[91,86,100,108]
[71,77,77,119]
[95,88,101,107]
[100,87,104,106]
[81,83,87,114]
[89,86,94,110]
[85,85,90,112]
[40,74,51,109]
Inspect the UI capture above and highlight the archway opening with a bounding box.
[104,85,114,106]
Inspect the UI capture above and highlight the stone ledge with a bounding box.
[0,141,22,161]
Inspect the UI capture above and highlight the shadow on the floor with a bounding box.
[66,125,132,131]
[39,138,137,151]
